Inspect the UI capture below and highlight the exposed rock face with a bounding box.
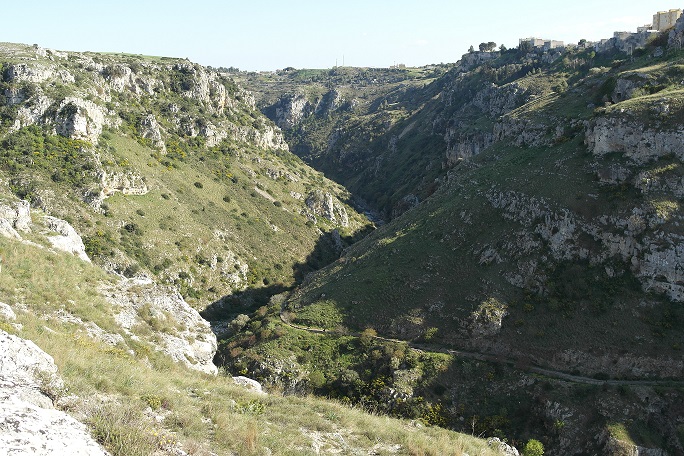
[471,83,527,118]
[0,330,109,456]
[305,190,349,226]
[5,63,74,84]
[493,117,553,147]
[4,52,287,154]
[138,114,165,150]
[43,216,91,262]
[274,94,312,129]
[586,117,684,163]
[271,90,347,130]
[102,278,218,375]
[445,131,494,164]
[54,98,107,143]
[0,200,32,234]
[612,73,653,102]
[668,13,684,48]
[488,188,684,305]
[315,89,345,116]
[0,330,63,409]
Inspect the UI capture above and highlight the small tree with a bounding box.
[479,42,497,52]
[523,439,544,456]
[359,327,377,346]
[468,45,475,53]
[519,40,534,54]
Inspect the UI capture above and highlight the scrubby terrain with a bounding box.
[5,14,684,456]
[231,21,684,456]
[0,43,502,455]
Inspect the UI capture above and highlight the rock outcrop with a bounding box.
[43,216,91,262]
[305,190,349,226]
[0,330,109,456]
[0,200,91,262]
[232,376,266,394]
[586,117,684,163]
[54,98,107,143]
[0,200,32,233]
[101,278,218,375]
[274,93,313,129]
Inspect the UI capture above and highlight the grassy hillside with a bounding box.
[0,224,500,456]
[227,35,684,454]
[0,42,371,312]
[0,43,504,455]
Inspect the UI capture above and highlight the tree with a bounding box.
[519,40,534,54]
[359,327,377,346]
[499,44,507,52]
[523,439,544,456]
[468,45,475,53]
[479,42,497,52]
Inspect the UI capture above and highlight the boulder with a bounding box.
[232,376,266,394]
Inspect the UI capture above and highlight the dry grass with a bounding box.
[0,233,501,455]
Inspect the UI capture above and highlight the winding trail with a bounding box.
[279,312,684,388]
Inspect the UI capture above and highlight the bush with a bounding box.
[523,439,544,456]
[193,181,203,189]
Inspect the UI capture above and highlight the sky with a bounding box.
[3,1,681,71]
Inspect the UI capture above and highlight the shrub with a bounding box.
[523,439,544,456]
[193,181,203,189]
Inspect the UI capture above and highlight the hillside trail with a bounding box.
[279,311,684,388]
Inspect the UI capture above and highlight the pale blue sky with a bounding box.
[3,1,681,70]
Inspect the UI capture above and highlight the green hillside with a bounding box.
[0,42,371,310]
[227,30,684,454]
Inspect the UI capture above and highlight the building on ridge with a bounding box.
[519,37,565,51]
[652,9,682,32]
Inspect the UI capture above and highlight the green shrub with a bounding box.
[523,439,544,456]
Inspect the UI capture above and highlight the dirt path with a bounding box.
[279,313,684,387]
